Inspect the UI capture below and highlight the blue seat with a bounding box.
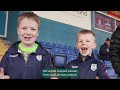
[106,68,117,79]
[52,43,63,48]
[74,47,79,56]
[40,41,52,54]
[53,55,67,68]
[67,46,75,50]
[63,45,67,50]
[92,49,100,60]
[63,45,75,50]
[64,49,76,56]
[40,41,52,48]
[51,48,65,55]
[104,60,112,68]
[67,55,77,63]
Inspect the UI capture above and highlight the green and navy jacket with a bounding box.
[0,41,51,79]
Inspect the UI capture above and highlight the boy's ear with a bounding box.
[37,32,39,36]
[17,27,19,35]
[76,44,78,49]
[93,43,96,49]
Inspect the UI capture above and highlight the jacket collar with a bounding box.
[76,53,94,63]
[7,41,48,55]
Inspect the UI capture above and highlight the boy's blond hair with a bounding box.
[77,30,96,42]
[17,12,40,30]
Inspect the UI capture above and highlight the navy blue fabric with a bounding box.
[65,55,109,79]
[0,41,51,79]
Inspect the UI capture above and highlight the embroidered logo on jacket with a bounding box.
[36,55,42,61]
[71,66,78,68]
[91,64,97,71]
[9,54,18,57]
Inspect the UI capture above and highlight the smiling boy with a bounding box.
[65,30,109,79]
[0,12,51,79]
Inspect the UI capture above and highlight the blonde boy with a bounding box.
[65,30,109,79]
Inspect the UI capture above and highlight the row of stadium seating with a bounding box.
[40,41,79,67]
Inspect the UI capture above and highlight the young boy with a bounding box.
[65,30,109,79]
[0,12,51,79]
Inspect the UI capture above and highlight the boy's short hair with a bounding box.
[17,12,40,30]
[77,30,96,42]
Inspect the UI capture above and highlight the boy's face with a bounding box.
[17,18,39,47]
[76,33,96,57]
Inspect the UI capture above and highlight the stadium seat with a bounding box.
[40,41,52,54]
[92,49,100,60]
[104,60,112,68]
[52,55,67,68]
[74,47,79,56]
[106,68,117,79]
[67,55,77,63]
[63,45,75,50]
[52,43,63,48]
[40,41,52,48]
[64,49,76,56]
[67,46,75,50]
[51,48,65,55]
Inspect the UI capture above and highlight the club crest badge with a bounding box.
[36,55,42,61]
[91,64,97,71]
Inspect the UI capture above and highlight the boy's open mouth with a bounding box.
[24,37,32,40]
[81,47,88,54]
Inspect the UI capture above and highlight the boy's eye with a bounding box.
[79,41,83,42]
[22,27,27,29]
[31,28,36,31]
[86,40,90,42]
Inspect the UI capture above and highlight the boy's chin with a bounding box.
[22,42,34,47]
[81,53,90,57]
[81,54,87,57]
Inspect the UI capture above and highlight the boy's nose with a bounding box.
[82,41,86,45]
[26,29,31,34]
[82,43,85,45]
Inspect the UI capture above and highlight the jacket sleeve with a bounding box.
[109,26,120,75]
[65,60,76,68]
[97,61,110,79]
[65,62,72,68]
[42,54,52,68]
[0,51,9,75]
